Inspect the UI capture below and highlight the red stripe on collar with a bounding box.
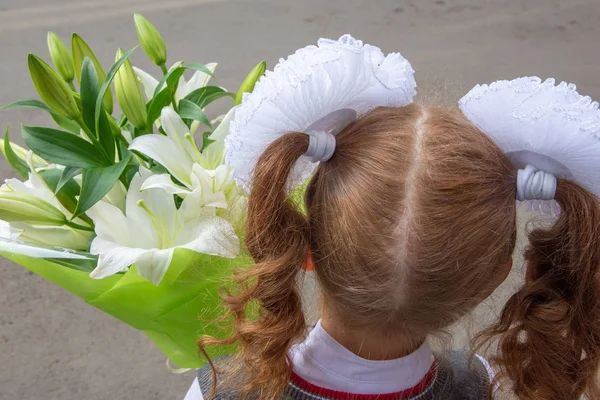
[289,361,437,399]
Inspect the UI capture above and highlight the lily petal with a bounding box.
[133,66,159,100]
[122,168,161,246]
[178,192,216,222]
[87,200,154,248]
[134,248,174,285]
[179,216,239,258]
[202,106,238,169]
[130,167,182,249]
[90,237,149,279]
[141,174,190,195]
[189,165,229,208]
[130,134,194,186]
[160,107,202,164]
[103,181,127,213]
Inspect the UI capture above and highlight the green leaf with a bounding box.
[152,63,215,98]
[72,155,131,218]
[80,57,101,135]
[123,164,139,188]
[185,63,215,78]
[21,125,108,168]
[51,113,80,134]
[94,47,136,138]
[200,132,215,152]
[165,67,186,94]
[1,99,82,135]
[3,128,29,178]
[81,57,115,161]
[153,67,180,98]
[39,168,83,219]
[183,86,233,108]
[0,99,55,114]
[56,166,81,194]
[40,169,80,198]
[146,87,172,127]
[178,99,211,129]
[116,114,128,128]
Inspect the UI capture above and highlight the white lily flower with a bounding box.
[130,107,200,185]
[130,106,239,210]
[133,62,218,104]
[142,164,235,210]
[86,167,239,285]
[0,153,94,251]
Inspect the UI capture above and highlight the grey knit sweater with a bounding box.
[196,352,491,399]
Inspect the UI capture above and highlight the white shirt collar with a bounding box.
[290,321,434,395]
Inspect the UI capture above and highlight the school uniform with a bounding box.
[184,321,493,399]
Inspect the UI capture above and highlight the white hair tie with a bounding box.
[306,131,336,163]
[517,165,556,201]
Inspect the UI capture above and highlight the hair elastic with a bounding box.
[517,164,557,201]
[305,131,336,163]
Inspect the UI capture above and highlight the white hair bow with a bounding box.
[459,77,600,205]
[225,34,417,193]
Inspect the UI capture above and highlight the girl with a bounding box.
[186,35,600,399]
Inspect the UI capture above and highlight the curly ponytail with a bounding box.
[484,181,600,399]
[199,132,310,399]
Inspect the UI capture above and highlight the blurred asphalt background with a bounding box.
[0,0,599,398]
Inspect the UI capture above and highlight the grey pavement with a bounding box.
[1,0,599,399]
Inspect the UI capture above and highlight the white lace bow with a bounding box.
[460,77,600,211]
[225,34,417,193]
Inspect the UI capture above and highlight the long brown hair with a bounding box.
[200,104,600,399]
[477,180,600,399]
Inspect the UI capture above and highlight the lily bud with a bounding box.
[28,54,80,120]
[114,48,147,129]
[134,14,167,66]
[234,61,266,105]
[47,32,74,83]
[71,33,113,113]
[0,191,66,226]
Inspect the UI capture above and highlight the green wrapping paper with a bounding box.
[2,248,250,368]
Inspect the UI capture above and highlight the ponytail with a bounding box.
[484,180,600,399]
[199,132,310,399]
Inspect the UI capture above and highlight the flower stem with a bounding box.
[65,220,95,232]
[159,62,179,113]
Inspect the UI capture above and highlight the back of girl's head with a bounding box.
[305,105,516,333]
[201,104,600,400]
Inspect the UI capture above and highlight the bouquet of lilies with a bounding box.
[0,14,266,368]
